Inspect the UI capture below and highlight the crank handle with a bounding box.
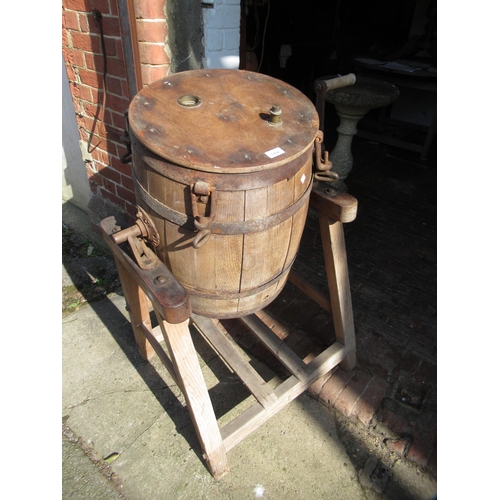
[314,73,356,94]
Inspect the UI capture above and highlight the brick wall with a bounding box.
[62,0,170,218]
[62,0,241,219]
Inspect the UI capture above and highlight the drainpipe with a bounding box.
[127,0,143,90]
[117,0,142,97]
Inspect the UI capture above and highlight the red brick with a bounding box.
[88,134,113,156]
[139,42,169,65]
[62,10,79,30]
[111,109,127,130]
[100,165,120,183]
[79,126,89,142]
[102,108,114,128]
[83,116,102,134]
[85,53,105,73]
[90,0,111,15]
[64,64,77,82]
[83,101,99,118]
[407,426,436,468]
[101,188,124,209]
[100,16,122,37]
[105,93,129,114]
[62,28,70,48]
[63,48,86,68]
[86,132,109,152]
[93,127,116,149]
[351,376,391,426]
[109,0,119,16]
[121,173,135,192]
[136,19,167,42]
[113,144,128,163]
[78,12,90,32]
[375,407,412,435]
[78,68,102,88]
[104,76,122,96]
[135,0,166,19]
[103,36,117,57]
[318,368,354,407]
[385,437,410,457]
[63,0,88,11]
[95,146,113,166]
[111,156,132,176]
[334,370,373,417]
[101,176,117,194]
[117,185,137,205]
[116,39,124,60]
[101,126,122,145]
[106,58,127,79]
[307,371,333,397]
[68,82,93,102]
[71,32,101,53]
[141,64,169,85]
[255,310,277,327]
[124,200,136,216]
[72,96,84,115]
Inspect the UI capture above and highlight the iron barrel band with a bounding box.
[132,173,313,236]
[181,257,295,300]
[130,131,315,192]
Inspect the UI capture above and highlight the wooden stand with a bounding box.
[100,182,357,480]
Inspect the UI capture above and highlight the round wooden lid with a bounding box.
[128,69,319,173]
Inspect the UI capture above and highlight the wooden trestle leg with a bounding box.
[155,315,230,479]
[317,211,356,370]
[290,181,358,370]
[100,216,230,479]
[114,258,155,361]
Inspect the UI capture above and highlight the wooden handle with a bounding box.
[315,73,356,94]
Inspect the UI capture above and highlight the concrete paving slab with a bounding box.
[62,432,125,500]
[62,294,368,499]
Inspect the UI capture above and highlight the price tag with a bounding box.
[265,147,285,159]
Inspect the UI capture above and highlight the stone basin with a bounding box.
[325,76,399,115]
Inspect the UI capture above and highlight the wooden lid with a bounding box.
[128,69,319,173]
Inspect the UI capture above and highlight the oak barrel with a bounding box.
[127,69,319,318]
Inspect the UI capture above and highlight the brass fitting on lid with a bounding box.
[268,105,282,125]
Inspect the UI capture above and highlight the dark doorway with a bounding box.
[241,0,434,100]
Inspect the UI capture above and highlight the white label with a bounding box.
[265,147,285,158]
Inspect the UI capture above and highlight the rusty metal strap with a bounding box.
[133,174,313,235]
[182,258,295,300]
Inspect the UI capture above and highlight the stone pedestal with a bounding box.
[325,77,399,191]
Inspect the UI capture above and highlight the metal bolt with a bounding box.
[154,275,168,285]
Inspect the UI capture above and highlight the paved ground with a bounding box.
[62,133,437,499]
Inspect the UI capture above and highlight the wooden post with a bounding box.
[309,183,357,370]
[114,258,155,360]
[318,212,356,370]
[156,314,230,480]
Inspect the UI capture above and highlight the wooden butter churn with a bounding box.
[125,69,326,318]
[101,70,358,479]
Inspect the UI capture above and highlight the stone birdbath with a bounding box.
[316,76,399,191]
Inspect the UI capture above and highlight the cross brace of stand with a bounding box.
[100,181,358,480]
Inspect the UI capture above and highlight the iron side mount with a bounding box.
[110,206,160,270]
